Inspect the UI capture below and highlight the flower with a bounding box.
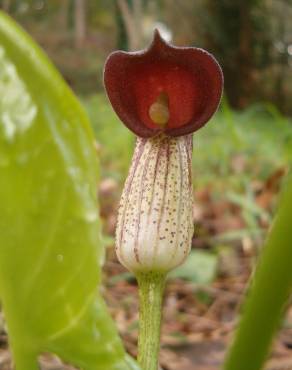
[104,31,223,274]
[104,30,223,138]
[115,134,193,273]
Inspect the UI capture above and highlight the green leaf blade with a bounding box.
[0,11,139,370]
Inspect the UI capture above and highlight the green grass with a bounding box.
[194,100,292,192]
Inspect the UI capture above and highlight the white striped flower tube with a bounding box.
[115,134,193,273]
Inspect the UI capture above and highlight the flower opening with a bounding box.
[104,30,223,138]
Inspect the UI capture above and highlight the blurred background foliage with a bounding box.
[1,0,291,285]
[1,0,292,113]
[1,2,292,368]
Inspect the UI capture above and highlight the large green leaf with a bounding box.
[0,11,138,370]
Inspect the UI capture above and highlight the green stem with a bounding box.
[137,272,166,370]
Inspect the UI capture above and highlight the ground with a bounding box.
[0,266,292,369]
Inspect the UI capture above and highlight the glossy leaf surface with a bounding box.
[0,11,139,370]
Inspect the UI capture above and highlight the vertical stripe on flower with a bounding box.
[116,134,193,273]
